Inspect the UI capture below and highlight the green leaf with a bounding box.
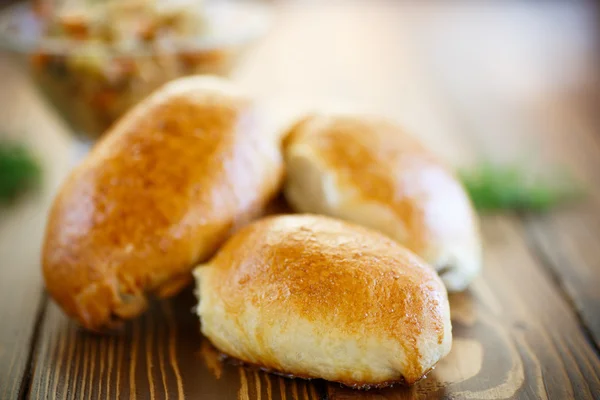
[0,141,42,203]
[459,162,581,213]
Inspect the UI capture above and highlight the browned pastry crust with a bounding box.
[282,114,482,292]
[195,214,452,386]
[42,76,284,331]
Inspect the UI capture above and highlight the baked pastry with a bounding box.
[194,214,452,387]
[42,76,283,331]
[282,114,481,291]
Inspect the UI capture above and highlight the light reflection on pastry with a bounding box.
[194,214,452,388]
[282,114,482,291]
[42,76,283,331]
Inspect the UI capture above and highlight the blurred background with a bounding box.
[1,0,599,250]
[1,0,599,290]
[0,0,598,199]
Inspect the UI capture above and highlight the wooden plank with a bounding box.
[521,98,600,349]
[0,58,71,398]
[32,214,599,399]
[27,288,324,400]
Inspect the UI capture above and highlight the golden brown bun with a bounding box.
[42,76,283,331]
[194,214,452,387]
[282,114,481,291]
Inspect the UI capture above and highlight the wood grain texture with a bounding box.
[520,96,600,349]
[27,289,324,400]
[1,1,599,399]
[0,58,71,399]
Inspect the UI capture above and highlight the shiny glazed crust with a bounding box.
[42,76,284,331]
[282,114,482,291]
[194,214,452,386]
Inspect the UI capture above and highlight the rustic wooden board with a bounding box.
[1,2,599,399]
[0,59,71,399]
[521,100,600,349]
[0,190,46,400]
[26,214,600,399]
[27,289,325,400]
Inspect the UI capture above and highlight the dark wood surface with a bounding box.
[1,2,600,399]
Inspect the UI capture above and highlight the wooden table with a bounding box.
[1,2,600,399]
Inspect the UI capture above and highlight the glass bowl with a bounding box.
[0,1,271,140]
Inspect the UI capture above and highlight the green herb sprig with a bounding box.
[0,141,42,203]
[459,162,581,212]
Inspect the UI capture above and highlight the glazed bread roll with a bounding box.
[194,214,452,387]
[282,114,481,291]
[42,76,283,331]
